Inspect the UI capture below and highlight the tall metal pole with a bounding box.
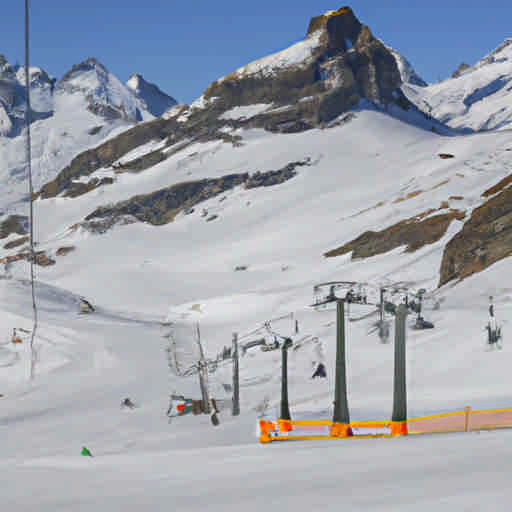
[279,339,291,421]
[379,287,385,342]
[25,0,38,380]
[232,332,240,416]
[195,324,210,414]
[332,300,351,435]
[379,287,385,326]
[391,303,408,435]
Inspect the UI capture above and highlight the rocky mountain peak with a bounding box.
[57,57,144,122]
[307,6,362,52]
[126,73,177,117]
[200,6,406,131]
[59,57,108,83]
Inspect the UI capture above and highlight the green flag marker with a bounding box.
[81,446,93,457]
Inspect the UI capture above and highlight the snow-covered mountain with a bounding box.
[126,73,177,117]
[54,57,173,123]
[1,7,512,509]
[0,55,178,216]
[0,54,54,136]
[403,38,512,131]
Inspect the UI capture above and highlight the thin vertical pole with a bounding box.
[391,304,408,435]
[25,0,38,381]
[195,324,210,414]
[379,287,386,342]
[379,288,385,326]
[232,332,240,416]
[280,340,291,421]
[332,300,350,428]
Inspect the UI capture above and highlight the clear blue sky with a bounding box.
[1,1,510,104]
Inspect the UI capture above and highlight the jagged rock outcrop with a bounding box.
[84,173,249,228]
[324,210,465,259]
[0,250,55,267]
[0,215,28,239]
[439,178,512,286]
[245,159,310,188]
[452,62,470,78]
[202,6,404,126]
[76,161,309,233]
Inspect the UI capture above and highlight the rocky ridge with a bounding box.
[36,7,442,202]
[439,174,512,286]
[0,55,178,137]
[402,38,512,131]
[74,159,311,234]
[201,6,406,126]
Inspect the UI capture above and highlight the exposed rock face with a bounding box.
[3,236,28,250]
[203,6,404,126]
[324,210,465,259]
[452,62,470,79]
[439,182,512,286]
[37,118,172,199]
[85,173,249,227]
[56,246,75,256]
[78,161,309,233]
[245,159,310,188]
[0,215,28,239]
[0,250,55,267]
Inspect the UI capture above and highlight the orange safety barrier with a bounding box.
[259,407,512,443]
[408,407,512,435]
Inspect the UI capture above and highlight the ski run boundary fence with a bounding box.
[259,406,512,443]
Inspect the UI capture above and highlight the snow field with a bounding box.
[0,106,512,509]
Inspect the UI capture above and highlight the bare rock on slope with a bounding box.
[325,210,465,259]
[439,179,512,286]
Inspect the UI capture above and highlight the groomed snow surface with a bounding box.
[1,108,512,509]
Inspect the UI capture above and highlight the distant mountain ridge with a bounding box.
[1,6,512,294]
[0,54,178,214]
[402,38,512,131]
[0,55,178,137]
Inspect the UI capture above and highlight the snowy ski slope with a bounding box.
[0,97,512,509]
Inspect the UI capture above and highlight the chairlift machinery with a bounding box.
[312,281,436,337]
[312,281,372,307]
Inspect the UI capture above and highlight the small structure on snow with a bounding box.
[80,298,95,313]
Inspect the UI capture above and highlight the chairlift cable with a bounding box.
[25,0,38,380]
